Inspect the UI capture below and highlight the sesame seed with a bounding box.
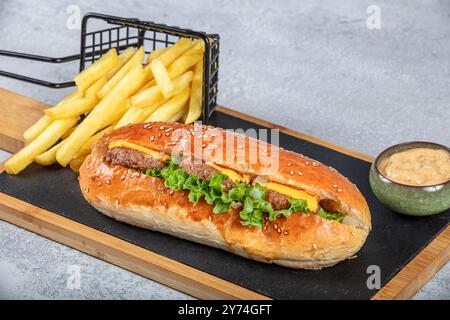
[298,171,303,175]
[305,161,310,165]
[159,126,165,130]
[313,243,317,249]
[312,161,319,166]
[158,133,162,138]
[98,182,102,187]
[168,190,174,195]
[114,198,119,206]
[290,171,294,175]
[106,179,111,185]
[283,230,289,235]
[120,175,126,181]
[274,223,278,229]
[277,228,282,234]
[337,188,342,192]
[287,162,292,166]
[332,184,338,188]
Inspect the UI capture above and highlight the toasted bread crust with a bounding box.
[79,122,371,269]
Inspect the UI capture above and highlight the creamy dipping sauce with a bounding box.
[378,147,450,186]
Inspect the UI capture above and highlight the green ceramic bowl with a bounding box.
[369,141,450,216]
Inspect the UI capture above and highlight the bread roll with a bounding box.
[79,122,371,269]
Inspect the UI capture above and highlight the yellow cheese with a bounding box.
[259,182,318,212]
[108,140,169,160]
[206,162,251,183]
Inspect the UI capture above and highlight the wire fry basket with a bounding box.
[0,12,220,123]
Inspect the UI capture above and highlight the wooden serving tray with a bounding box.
[0,87,448,300]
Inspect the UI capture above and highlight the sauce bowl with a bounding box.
[369,141,450,216]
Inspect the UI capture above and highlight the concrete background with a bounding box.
[0,0,448,299]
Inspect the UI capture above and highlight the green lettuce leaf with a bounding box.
[144,157,344,228]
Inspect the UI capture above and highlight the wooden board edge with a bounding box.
[216,105,374,163]
[0,88,46,153]
[372,225,450,300]
[0,192,270,300]
[0,132,24,154]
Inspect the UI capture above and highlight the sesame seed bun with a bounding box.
[79,122,371,269]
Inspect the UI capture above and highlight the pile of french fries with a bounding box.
[5,38,205,175]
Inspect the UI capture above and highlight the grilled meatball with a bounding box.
[265,190,290,210]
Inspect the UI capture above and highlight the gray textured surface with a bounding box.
[0,0,448,299]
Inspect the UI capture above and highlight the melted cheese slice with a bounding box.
[259,182,318,213]
[206,162,251,183]
[108,140,169,160]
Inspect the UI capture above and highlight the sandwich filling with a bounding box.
[104,142,345,228]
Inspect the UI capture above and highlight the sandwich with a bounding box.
[79,122,371,269]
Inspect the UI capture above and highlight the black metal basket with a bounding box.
[0,12,220,123]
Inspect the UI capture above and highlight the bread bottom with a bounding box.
[91,201,349,270]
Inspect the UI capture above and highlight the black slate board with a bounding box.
[0,111,448,299]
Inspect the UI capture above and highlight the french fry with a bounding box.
[74,48,118,91]
[24,88,82,142]
[136,81,154,94]
[105,46,136,80]
[76,126,112,157]
[5,117,77,174]
[34,140,66,166]
[23,115,52,143]
[69,155,87,173]
[151,59,174,98]
[189,38,206,53]
[139,100,167,121]
[168,104,188,122]
[75,125,114,158]
[61,125,76,140]
[98,47,145,99]
[167,52,202,79]
[56,65,151,166]
[85,77,107,99]
[114,106,145,128]
[156,38,194,67]
[146,46,169,64]
[114,98,164,128]
[131,84,162,108]
[131,71,193,108]
[45,97,98,119]
[185,60,203,124]
[146,87,191,122]
[99,98,130,129]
